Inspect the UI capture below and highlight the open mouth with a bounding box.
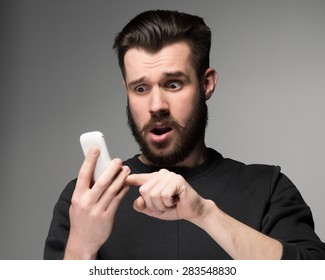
[148,124,173,144]
[151,127,172,135]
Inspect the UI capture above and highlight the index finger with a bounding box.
[125,173,154,186]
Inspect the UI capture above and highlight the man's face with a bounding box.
[124,42,208,166]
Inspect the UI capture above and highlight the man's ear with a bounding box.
[203,68,218,100]
[122,79,129,95]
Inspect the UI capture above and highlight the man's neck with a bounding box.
[139,141,209,168]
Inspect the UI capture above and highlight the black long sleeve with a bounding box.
[44,149,325,259]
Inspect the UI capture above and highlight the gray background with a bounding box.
[1,0,324,259]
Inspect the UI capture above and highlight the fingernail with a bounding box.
[123,165,130,173]
[113,158,122,166]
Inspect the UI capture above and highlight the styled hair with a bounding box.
[113,10,211,81]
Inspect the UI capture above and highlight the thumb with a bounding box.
[133,196,146,212]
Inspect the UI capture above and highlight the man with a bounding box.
[44,10,325,259]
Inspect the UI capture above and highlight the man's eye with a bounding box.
[135,85,149,93]
[166,80,183,90]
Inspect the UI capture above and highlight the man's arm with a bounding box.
[191,199,282,259]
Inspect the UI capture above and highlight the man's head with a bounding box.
[113,10,217,167]
[113,10,211,83]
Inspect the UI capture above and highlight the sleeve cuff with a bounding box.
[280,241,298,260]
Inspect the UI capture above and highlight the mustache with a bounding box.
[140,114,185,134]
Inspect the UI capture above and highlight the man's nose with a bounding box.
[149,87,169,115]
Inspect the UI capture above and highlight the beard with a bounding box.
[127,92,208,167]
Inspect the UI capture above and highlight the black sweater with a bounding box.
[44,149,325,259]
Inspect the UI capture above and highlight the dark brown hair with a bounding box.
[113,10,211,81]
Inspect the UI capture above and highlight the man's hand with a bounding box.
[125,169,209,222]
[64,146,130,259]
[126,169,283,259]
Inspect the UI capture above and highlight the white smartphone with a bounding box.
[80,131,111,182]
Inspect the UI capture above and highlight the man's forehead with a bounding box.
[124,43,191,66]
[124,43,194,82]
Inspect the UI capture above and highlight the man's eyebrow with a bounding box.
[163,71,190,80]
[127,77,146,88]
[127,71,190,88]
